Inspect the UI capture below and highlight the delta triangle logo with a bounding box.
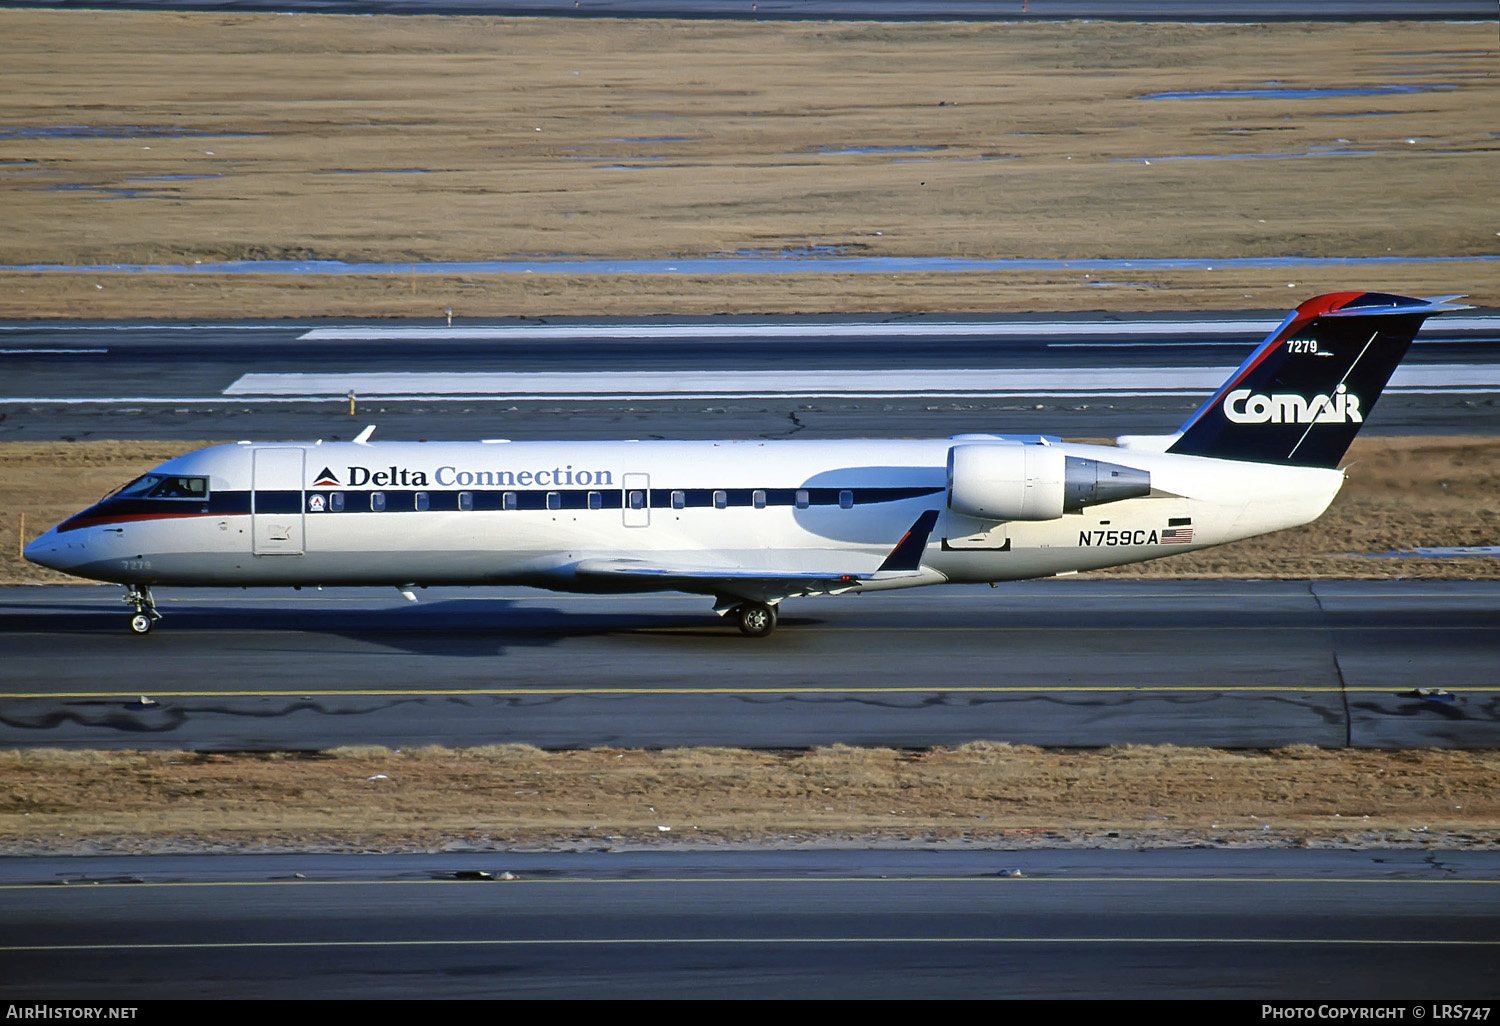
[312,466,340,487]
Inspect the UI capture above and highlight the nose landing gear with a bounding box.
[123,585,160,634]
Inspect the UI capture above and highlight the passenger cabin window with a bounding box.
[839,490,854,509]
[628,490,645,510]
[329,492,344,512]
[415,492,429,512]
[671,490,685,510]
[546,491,561,510]
[753,489,767,509]
[370,491,386,512]
[588,491,602,510]
[795,490,810,509]
[502,492,517,511]
[713,490,727,509]
[458,491,474,512]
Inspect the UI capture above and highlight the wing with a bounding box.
[572,510,941,606]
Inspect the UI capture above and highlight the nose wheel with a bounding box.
[734,601,778,638]
[123,585,160,635]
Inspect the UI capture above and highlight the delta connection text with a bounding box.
[333,465,616,489]
[1262,1007,1491,1020]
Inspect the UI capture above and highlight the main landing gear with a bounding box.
[732,601,778,638]
[123,585,160,635]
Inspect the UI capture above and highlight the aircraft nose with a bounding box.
[23,530,69,572]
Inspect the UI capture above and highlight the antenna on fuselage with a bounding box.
[353,425,377,445]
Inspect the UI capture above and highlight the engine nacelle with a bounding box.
[946,444,1151,521]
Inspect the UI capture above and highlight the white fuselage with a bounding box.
[25,437,1343,600]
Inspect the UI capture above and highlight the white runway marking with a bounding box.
[1048,341,1249,348]
[0,348,108,355]
[300,319,1275,341]
[0,324,304,332]
[220,364,1500,399]
[6,392,1234,405]
[297,316,1500,342]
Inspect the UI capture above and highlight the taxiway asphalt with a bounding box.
[2,579,1495,751]
[3,848,1497,999]
[3,311,1498,441]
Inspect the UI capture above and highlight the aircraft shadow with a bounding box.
[0,598,778,656]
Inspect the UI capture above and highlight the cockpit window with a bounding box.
[113,474,164,499]
[147,476,209,499]
[112,474,208,500]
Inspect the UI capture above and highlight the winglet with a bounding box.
[877,510,940,572]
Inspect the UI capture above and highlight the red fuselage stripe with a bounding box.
[58,511,227,533]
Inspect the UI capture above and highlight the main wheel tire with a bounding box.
[736,602,777,638]
[129,613,153,635]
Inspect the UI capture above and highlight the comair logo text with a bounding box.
[1222,384,1363,425]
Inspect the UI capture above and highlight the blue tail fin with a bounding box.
[1167,291,1468,468]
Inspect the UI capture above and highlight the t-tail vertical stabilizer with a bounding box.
[1167,292,1469,468]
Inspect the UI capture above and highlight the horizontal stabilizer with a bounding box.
[1115,433,1182,452]
[1321,295,1472,318]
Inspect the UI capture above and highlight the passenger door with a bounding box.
[252,447,306,555]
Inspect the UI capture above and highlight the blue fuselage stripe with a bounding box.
[60,486,946,529]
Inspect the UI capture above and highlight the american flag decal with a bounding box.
[1161,527,1194,544]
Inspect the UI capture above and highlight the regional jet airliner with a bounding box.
[25,291,1465,636]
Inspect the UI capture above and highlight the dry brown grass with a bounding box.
[3,743,1497,854]
[0,12,1494,318]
